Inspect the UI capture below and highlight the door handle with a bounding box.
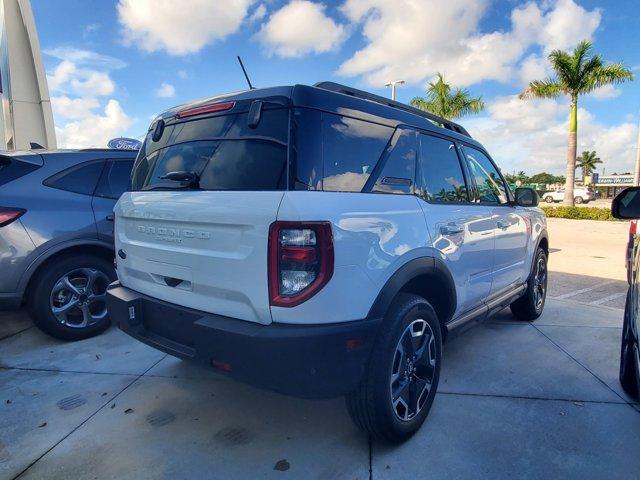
[106,214,114,222]
[496,220,509,229]
[440,224,464,235]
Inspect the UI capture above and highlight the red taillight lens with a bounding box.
[175,101,235,119]
[268,221,334,307]
[0,208,25,227]
[630,220,637,236]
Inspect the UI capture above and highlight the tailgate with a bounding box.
[114,191,284,324]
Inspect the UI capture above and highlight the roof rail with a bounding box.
[313,81,471,138]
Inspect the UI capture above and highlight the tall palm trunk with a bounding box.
[563,96,578,206]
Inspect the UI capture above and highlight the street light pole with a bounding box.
[385,80,405,101]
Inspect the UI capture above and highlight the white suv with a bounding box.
[543,187,594,204]
[106,82,548,443]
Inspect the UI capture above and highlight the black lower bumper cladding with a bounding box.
[106,282,381,399]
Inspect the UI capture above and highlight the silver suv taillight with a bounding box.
[268,221,334,307]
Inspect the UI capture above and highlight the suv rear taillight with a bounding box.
[0,207,25,227]
[630,220,637,236]
[268,221,334,307]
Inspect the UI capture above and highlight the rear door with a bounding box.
[461,145,529,296]
[115,106,290,325]
[416,133,495,316]
[92,158,135,242]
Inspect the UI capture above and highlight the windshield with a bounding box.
[131,108,289,191]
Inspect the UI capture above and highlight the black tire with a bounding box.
[28,253,116,341]
[574,196,584,204]
[510,247,547,321]
[346,293,442,444]
[544,196,554,203]
[620,296,639,399]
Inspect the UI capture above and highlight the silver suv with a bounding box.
[0,148,135,339]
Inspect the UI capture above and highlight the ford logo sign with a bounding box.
[107,137,142,150]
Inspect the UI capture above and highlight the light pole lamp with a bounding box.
[385,80,405,101]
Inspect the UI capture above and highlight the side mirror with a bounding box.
[612,187,640,219]
[514,187,538,207]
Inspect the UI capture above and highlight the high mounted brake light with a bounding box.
[268,221,334,307]
[0,207,26,227]
[175,101,235,119]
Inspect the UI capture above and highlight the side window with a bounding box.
[417,134,469,203]
[372,129,416,194]
[44,160,106,196]
[322,113,393,192]
[95,159,134,199]
[463,146,508,205]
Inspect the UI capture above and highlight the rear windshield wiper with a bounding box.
[150,170,202,190]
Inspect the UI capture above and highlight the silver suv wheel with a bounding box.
[50,268,110,328]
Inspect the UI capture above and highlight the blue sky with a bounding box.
[32,0,640,175]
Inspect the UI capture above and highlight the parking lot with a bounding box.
[2,217,639,480]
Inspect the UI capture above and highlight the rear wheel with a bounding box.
[574,196,584,204]
[28,254,116,340]
[620,297,639,399]
[544,196,554,203]
[346,294,442,444]
[510,247,547,321]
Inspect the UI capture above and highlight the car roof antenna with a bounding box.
[237,55,255,90]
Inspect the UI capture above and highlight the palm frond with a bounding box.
[519,79,564,99]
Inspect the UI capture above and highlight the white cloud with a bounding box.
[155,82,176,98]
[51,96,100,120]
[44,47,126,70]
[464,96,636,175]
[590,84,622,100]
[55,100,134,149]
[117,0,253,55]
[248,3,266,23]
[257,1,347,58]
[45,48,132,148]
[177,69,189,79]
[338,0,601,88]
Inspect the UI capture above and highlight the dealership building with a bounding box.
[0,0,55,150]
[591,173,635,198]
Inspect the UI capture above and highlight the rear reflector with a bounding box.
[176,101,235,119]
[0,207,25,227]
[630,220,637,236]
[268,221,334,307]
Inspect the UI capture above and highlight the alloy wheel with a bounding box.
[49,268,110,328]
[533,255,547,312]
[389,319,437,421]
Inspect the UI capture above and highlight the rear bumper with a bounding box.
[0,292,22,310]
[106,282,381,399]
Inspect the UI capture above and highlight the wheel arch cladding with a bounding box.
[367,257,456,326]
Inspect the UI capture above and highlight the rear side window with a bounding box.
[321,113,392,192]
[44,160,106,196]
[462,146,508,204]
[417,134,469,203]
[95,159,134,199]
[0,156,41,186]
[371,128,417,194]
[132,108,289,191]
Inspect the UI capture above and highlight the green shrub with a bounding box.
[540,205,619,221]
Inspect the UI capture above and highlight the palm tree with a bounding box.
[576,150,602,179]
[410,73,485,120]
[520,41,633,206]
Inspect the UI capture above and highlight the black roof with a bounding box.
[157,82,482,148]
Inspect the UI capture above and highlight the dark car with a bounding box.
[0,148,136,340]
[611,187,640,399]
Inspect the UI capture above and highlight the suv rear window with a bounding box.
[131,108,289,191]
[0,156,41,186]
